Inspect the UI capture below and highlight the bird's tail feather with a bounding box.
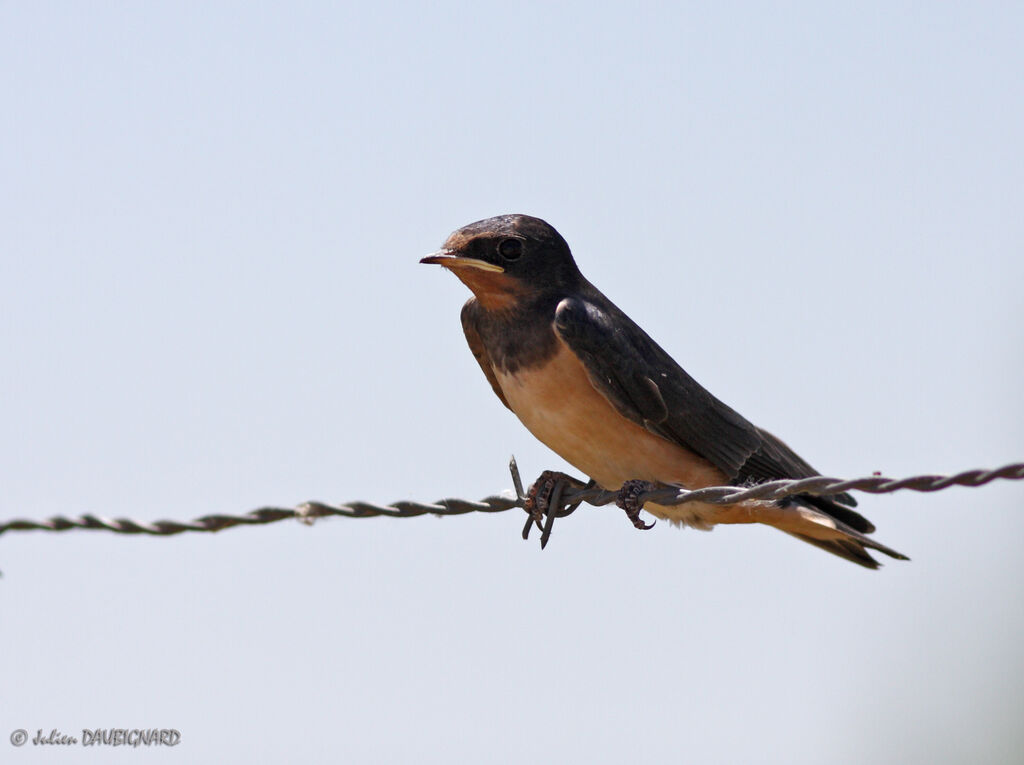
[782,532,900,569]
[781,500,909,569]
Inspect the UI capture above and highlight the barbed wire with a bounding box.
[1,460,1021,540]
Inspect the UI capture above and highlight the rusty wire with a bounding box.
[0,460,1021,539]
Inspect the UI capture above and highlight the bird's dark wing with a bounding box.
[553,297,760,476]
[553,296,863,520]
[460,298,512,411]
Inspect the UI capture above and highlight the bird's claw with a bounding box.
[616,480,657,531]
[523,470,588,548]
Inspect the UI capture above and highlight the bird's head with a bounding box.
[421,214,582,309]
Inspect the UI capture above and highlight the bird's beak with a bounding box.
[420,249,505,273]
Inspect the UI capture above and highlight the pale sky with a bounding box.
[2,3,1023,764]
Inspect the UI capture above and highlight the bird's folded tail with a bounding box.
[779,499,909,569]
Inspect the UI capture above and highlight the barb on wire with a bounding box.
[0,461,1021,540]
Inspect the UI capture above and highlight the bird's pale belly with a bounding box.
[493,343,732,528]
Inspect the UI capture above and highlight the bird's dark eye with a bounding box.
[497,238,523,261]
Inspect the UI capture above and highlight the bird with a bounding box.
[421,214,908,568]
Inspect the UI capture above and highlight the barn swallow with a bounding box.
[422,214,908,568]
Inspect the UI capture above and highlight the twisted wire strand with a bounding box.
[1,462,1021,538]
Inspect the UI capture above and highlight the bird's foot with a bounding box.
[616,480,658,531]
[523,470,590,549]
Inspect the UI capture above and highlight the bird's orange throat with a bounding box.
[452,269,527,311]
